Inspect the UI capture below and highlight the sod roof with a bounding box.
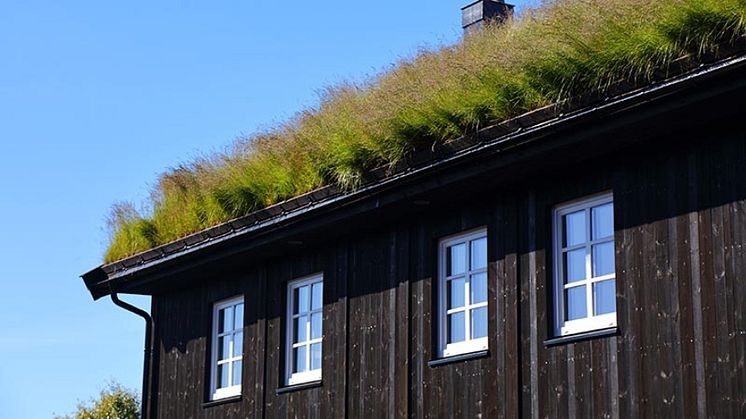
[102,0,746,264]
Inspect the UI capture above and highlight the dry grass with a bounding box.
[104,0,746,263]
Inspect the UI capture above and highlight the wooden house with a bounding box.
[82,4,746,418]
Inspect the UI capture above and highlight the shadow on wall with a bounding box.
[156,114,746,355]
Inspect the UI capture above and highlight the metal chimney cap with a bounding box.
[462,0,514,33]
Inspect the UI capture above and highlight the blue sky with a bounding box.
[0,1,537,417]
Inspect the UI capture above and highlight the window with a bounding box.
[285,274,323,385]
[438,228,488,358]
[552,192,617,336]
[210,296,244,400]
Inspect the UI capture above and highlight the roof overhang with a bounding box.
[82,47,746,300]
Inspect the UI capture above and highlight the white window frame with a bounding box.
[552,192,617,337]
[209,295,244,401]
[438,227,489,358]
[285,273,324,386]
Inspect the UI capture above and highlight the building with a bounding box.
[82,2,746,418]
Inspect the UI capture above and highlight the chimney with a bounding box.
[461,0,514,33]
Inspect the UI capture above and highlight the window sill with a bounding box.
[428,350,489,367]
[544,327,618,347]
[202,395,241,408]
[276,380,322,395]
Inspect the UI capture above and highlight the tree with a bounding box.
[56,382,140,419]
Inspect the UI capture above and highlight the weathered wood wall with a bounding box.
[150,122,746,418]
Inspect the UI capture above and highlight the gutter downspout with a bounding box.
[111,293,153,419]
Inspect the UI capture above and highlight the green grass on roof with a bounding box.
[104,0,746,263]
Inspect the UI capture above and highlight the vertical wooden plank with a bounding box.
[666,149,698,419]
[504,198,521,419]
[684,149,708,419]
[663,157,686,419]
[575,341,592,419]
[488,200,503,419]
[266,261,288,419]
[410,219,426,419]
[590,339,610,419]
[387,229,398,419]
[566,344,576,419]
[395,226,410,419]
[518,191,532,419]
[347,238,361,419]
[532,190,551,419]
[696,178,719,419]
[254,268,267,419]
[608,337,620,419]
[493,200,508,419]
[727,152,746,418]
[422,225,436,419]
[527,190,539,419]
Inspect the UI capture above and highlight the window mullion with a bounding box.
[465,271,471,306]
[464,274,471,342]
[305,308,312,371]
[585,207,594,320]
[227,353,233,387]
[464,240,470,274]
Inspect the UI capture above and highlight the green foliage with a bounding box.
[104,0,746,263]
[105,203,158,263]
[56,382,140,419]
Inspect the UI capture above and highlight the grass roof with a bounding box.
[104,0,746,264]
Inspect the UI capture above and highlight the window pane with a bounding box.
[592,242,615,277]
[563,210,586,247]
[311,281,323,310]
[564,248,587,283]
[594,280,617,315]
[592,203,614,240]
[295,285,309,314]
[448,311,466,343]
[311,312,323,340]
[471,307,488,339]
[448,277,465,310]
[234,332,243,357]
[218,336,230,361]
[470,272,487,304]
[294,315,308,343]
[232,360,242,386]
[293,346,307,373]
[234,303,243,330]
[219,306,233,334]
[447,243,466,276]
[566,286,587,321]
[310,343,322,370]
[218,363,230,389]
[470,237,487,270]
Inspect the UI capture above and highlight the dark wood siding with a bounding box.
[150,121,746,418]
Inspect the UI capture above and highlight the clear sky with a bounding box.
[0,1,537,417]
